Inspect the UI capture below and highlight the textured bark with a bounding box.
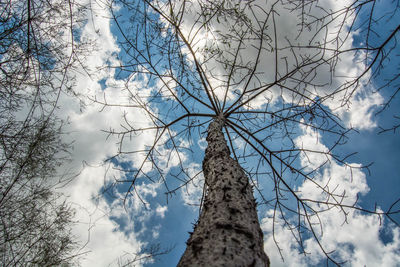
[178,118,270,267]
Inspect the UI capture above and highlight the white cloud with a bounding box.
[180,163,204,207]
[65,166,144,267]
[333,88,384,130]
[156,205,168,218]
[294,123,369,204]
[261,123,400,266]
[156,0,383,129]
[52,1,164,266]
[197,137,207,150]
[262,208,400,267]
[54,0,199,264]
[152,225,162,239]
[261,209,312,267]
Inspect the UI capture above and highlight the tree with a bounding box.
[101,0,400,265]
[0,0,87,265]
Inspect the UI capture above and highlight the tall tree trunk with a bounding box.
[178,118,270,267]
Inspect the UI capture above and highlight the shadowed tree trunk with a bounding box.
[178,117,270,267]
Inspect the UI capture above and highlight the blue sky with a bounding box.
[53,0,400,266]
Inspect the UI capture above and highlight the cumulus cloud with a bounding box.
[262,207,400,267]
[294,123,369,203]
[156,205,168,218]
[180,163,204,207]
[64,165,145,266]
[53,0,168,265]
[155,0,383,129]
[333,88,384,130]
[261,123,400,266]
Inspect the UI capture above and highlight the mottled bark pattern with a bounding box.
[178,118,270,267]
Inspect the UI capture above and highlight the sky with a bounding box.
[53,0,400,266]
